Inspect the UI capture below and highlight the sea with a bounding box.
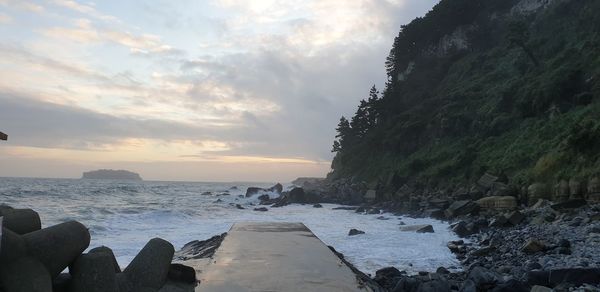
[0,177,461,275]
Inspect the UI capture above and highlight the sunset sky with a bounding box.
[0,0,437,182]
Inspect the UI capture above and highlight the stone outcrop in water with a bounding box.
[82,169,142,180]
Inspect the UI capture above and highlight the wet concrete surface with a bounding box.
[197,222,371,292]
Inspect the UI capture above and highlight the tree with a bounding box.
[507,20,540,67]
[332,116,351,153]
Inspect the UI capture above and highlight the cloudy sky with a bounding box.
[0,0,437,182]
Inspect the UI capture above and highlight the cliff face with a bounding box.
[330,0,600,191]
[82,169,142,180]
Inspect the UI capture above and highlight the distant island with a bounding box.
[82,169,142,180]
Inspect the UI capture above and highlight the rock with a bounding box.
[445,200,479,218]
[89,246,121,273]
[253,207,268,212]
[235,204,245,210]
[23,221,91,278]
[267,183,283,194]
[452,221,472,237]
[200,192,212,196]
[568,178,585,199]
[400,224,434,233]
[472,246,495,256]
[245,187,263,197]
[174,233,226,260]
[364,189,377,201]
[421,279,451,292]
[366,208,380,214]
[288,187,307,203]
[313,203,323,208]
[554,180,570,202]
[467,266,501,291]
[477,173,499,190]
[257,194,270,201]
[69,252,118,292]
[521,239,546,254]
[530,285,553,292]
[550,199,587,211]
[491,279,529,292]
[167,264,197,284]
[123,238,175,290]
[437,267,450,274]
[0,256,52,292]
[0,208,42,234]
[476,196,517,211]
[424,208,445,220]
[489,215,509,228]
[374,267,404,290]
[428,199,450,209]
[528,183,551,206]
[531,199,551,209]
[348,229,365,236]
[527,268,600,287]
[506,211,525,226]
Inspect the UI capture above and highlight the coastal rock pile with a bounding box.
[0,205,196,292]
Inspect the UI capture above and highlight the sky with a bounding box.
[0,0,438,182]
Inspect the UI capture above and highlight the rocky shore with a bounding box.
[282,174,600,292]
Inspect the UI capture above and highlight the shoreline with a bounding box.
[2,180,600,291]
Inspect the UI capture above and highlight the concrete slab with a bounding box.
[197,222,371,292]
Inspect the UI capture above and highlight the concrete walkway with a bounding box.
[197,222,371,292]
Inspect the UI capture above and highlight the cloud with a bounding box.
[0,0,440,180]
[0,12,11,23]
[0,0,44,13]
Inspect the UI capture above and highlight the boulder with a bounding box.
[491,279,529,292]
[23,221,91,279]
[373,267,404,290]
[267,183,283,194]
[489,215,509,228]
[0,257,52,292]
[528,183,551,205]
[527,268,600,287]
[476,196,517,211]
[364,189,377,201]
[550,199,587,211]
[568,178,585,199]
[253,207,268,212]
[530,285,553,292]
[506,210,525,226]
[445,200,479,218]
[467,266,501,291]
[245,187,263,197]
[451,221,472,237]
[235,204,245,210]
[0,208,42,234]
[477,173,499,190]
[288,187,306,203]
[554,180,570,203]
[1,227,27,263]
[521,239,546,254]
[313,203,323,208]
[400,224,434,233]
[348,229,365,236]
[69,252,118,292]
[123,238,175,290]
[257,194,270,202]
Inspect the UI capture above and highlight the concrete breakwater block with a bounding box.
[69,252,118,292]
[23,221,91,278]
[0,256,52,292]
[89,245,121,273]
[1,227,28,263]
[0,208,42,234]
[123,238,175,290]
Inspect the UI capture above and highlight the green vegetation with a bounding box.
[330,0,600,190]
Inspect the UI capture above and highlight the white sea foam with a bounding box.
[0,178,461,275]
